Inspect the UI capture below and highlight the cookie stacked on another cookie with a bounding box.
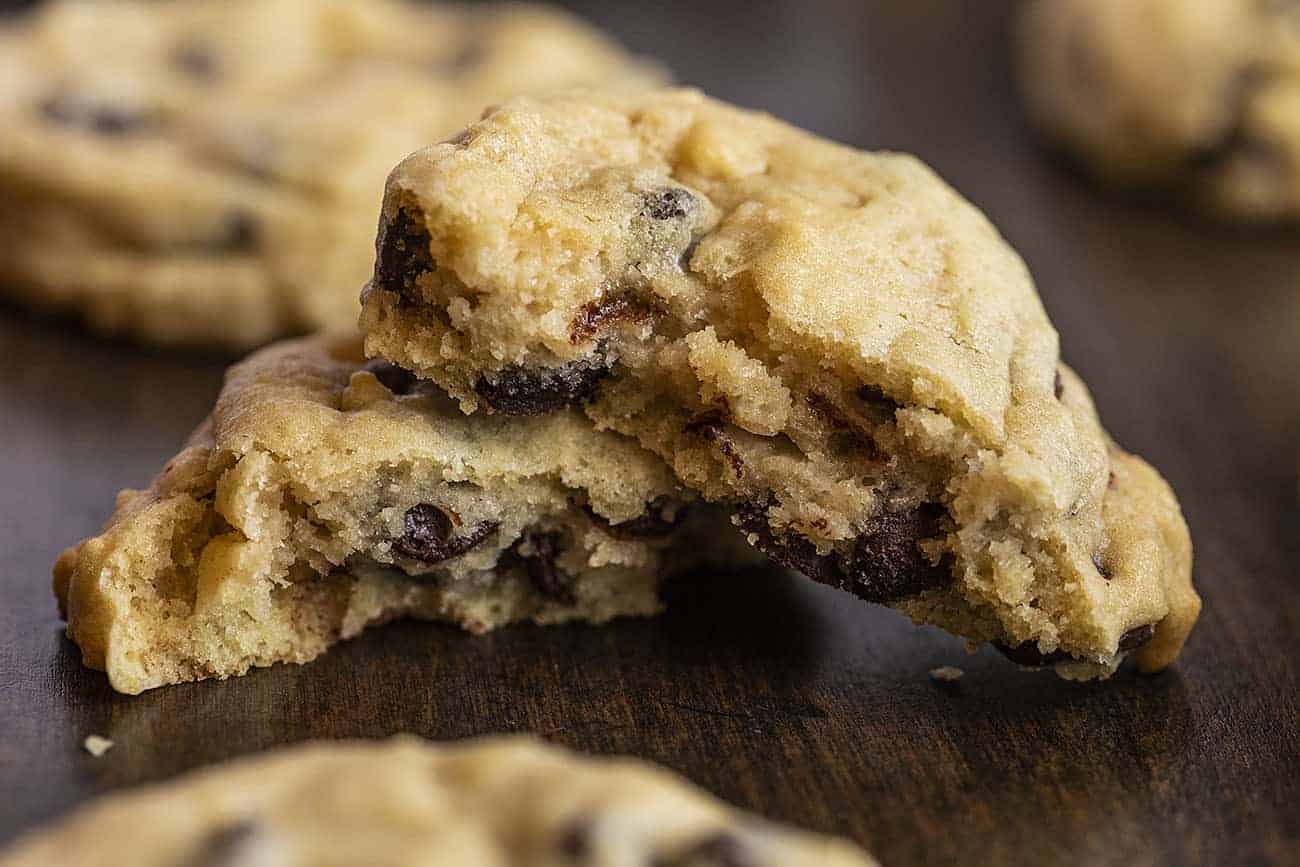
[0,737,879,866]
[359,88,1201,679]
[54,333,748,693]
[0,0,663,348]
[1018,0,1300,223]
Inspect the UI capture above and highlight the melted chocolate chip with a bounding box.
[518,531,574,604]
[993,639,1070,668]
[735,500,951,604]
[374,207,435,302]
[558,816,593,859]
[1092,553,1112,580]
[361,359,417,395]
[40,94,154,136]
[393,504,497,564]
[842,502,951,603]
[584,496,686,539]
[1054,371,1064,399]
[1119,623,1156,652]
[569,293,660,345]
[474,359,610,415]
[685,416,745,479]
[642,187,697,221]
[656,832,757,867]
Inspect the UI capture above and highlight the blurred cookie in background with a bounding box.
[1018,0,1300,224]
[0,0,664,348]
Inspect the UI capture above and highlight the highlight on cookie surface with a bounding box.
[358,86,1200,679]
[0,736,879,866]
[0,0,666,349]
[1017,0,1300,223]
[52,332,751,693]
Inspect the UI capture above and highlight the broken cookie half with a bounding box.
[53,333,725,693]
[359,87,1200,679]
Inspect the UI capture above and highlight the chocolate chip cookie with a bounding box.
[359,88,1201,679]
[1019,0,1300,222]
[52,332,744,693]
[0,737,877,866]
[0,0,663,348]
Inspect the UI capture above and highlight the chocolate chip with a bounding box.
[191,821,266,867]
[856,384,902,415]
[215,211,258,252]
[40,94,154,136]
[1054,371,1064,399]
[735,500,951,603]
[1092,553,1112,580]
[1119,623,1156,652]
[1108,471,1117,489]
[656,832,757,867]
[678,238,700,272]
[642,187,697,221]
[993,639,1070,668]
[584,496,686,539]
[685,416,745,479]
[842,502,951,603]
[569,293,660,345]
[393,504,497,564]
[474,358,610,415]
[374,207,435,302]
[361,359,417,395]
[174,41,220,81]
[517,531,574,604]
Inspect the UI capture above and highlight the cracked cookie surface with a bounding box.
[359,88,1200,679]
[1019,0,1300,222]
[0,737,877,867]
[52,332,731,694]
[0,0,663,348]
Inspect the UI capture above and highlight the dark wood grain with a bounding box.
[1,1,1297,864]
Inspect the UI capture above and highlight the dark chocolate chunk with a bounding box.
[583,496,686,539]
[736,499,951,604]
[1119,623,1156,652]
[393,504,497,564]
[361,359,418,395]
[40,94,155,136]
[1054,371,1064,399]
[993,639,1070,668]
[191,820,265,867]
[474,358,610,415]
[174,41,220,81]
[685,416,745,479]
[841,502,952,603]
[569,293,660,344]
[373,207,435,302]
[642,187,697,221]
[657,831,757,867]
[518,531,574,604]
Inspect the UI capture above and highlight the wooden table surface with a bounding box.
[1,1,1297,864]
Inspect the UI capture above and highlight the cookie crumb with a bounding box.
[83,735,114,757]
[929,666,964,682]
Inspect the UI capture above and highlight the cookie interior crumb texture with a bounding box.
[53,333,745,694]
[0,737,879,866]
[0,0,665,348]
[359,87,1201,679]
[1018,0,1300,222]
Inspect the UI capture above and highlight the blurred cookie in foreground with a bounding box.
[360,88,1200,680]
[1019,0,1300,224]
[0,737,878,866]
[0,0,663,348]
[52,333,741,693]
